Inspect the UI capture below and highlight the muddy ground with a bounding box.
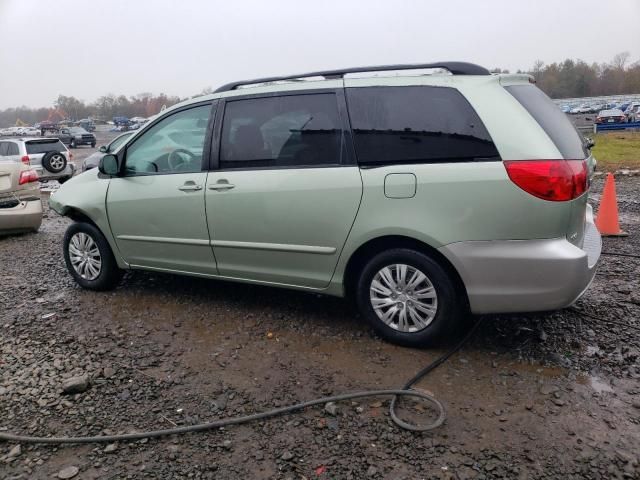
[1,141,639,479]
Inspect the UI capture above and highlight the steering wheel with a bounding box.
[168,148,197,171]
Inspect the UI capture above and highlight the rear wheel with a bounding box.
[63,222,123,291]
[356,248,463,347]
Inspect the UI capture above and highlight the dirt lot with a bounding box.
[1,146,640,478]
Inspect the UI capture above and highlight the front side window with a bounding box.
[0,143,8,156]
[108,133,133,153]
[125,105,211,175]
[220,94,343,169]
[346,86,500,165]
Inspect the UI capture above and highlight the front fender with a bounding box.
[48,170,129,269]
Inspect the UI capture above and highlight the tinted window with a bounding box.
[505,85,588,159]
[0,143,7,156]
[125,104,210,175]
[220,94,343,169]
[7,143,19,155]
[26,140,66,154]
[346,86,499,165]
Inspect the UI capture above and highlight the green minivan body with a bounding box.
[49,62,601,346]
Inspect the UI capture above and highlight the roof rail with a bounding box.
[214,62,490,93]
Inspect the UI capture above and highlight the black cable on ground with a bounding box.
[569,307,640,332]
[601,251,640,259]
[0,319,485,444]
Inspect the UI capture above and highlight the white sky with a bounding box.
[0,0,639,108]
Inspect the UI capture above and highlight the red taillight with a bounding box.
[504,159,588,201]
[21,155,30,165]
[19,170,39,185]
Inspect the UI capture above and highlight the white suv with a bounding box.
[0,137,75,183]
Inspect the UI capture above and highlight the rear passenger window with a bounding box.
[346,86,499,165]
[220,94,343,169]
[7,143,19,155]
[0,143,7,156]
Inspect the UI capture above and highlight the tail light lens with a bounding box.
[504,159,588,201]
[21,155,30,165]
[19,170,39,185]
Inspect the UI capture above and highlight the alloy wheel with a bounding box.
[369,264,438,332]
[68,232,102,280]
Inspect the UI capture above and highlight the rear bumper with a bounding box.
[34,162,75,180]
[0,198,43,234]
[439,207,602,314]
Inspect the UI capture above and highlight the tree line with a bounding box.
[1,53,639,127]
[493,52,640,99]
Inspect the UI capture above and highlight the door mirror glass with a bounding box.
[99,145,107,153]
[99,154,119,176]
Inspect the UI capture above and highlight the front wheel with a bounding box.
[356,248,463,347]
[63,222,123,291]
[70,139,76,148]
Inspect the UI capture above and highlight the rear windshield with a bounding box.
[25,140,66,154]
[505,84,588,159]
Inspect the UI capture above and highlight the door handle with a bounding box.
[208,181,235,191]
[178,184,203,192]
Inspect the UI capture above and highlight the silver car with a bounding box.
[0,138,75,183]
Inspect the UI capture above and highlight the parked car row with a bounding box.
[561,100,640,122]
[0,126,41,136]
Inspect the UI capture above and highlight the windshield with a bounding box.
[69,127,88,134]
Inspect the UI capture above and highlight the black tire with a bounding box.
[356,248,463,347]
[63,222,123,291]
[41,151,67,174]
[91,142,96,148]
[70,139,76,148]
[57,176,71,184]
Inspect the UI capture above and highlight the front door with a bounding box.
[205,91,362,288]
[107,103,218,275]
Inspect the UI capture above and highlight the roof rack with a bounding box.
[214,62,490,93]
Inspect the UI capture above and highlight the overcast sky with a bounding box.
[0,0,639,109]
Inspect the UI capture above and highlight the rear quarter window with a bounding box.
[505,85,588,159]
[345,86,500,166]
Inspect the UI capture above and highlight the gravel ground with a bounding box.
[1,160,639,479]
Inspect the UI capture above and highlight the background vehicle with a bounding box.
[0,137,75,183]
[625,103,640,122]
[595,108,626,124]
[49,62,601,347]
[82,131,134,171]
[52,127,95,148]
[0,162,42,235]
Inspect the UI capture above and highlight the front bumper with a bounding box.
[439,207,602,314]
[0,198,43,234]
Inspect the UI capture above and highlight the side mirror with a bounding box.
[99,145,107,153]
[99,154,120,176]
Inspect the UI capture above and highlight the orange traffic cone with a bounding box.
[595,173,627,236]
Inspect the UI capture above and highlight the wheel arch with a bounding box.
[342,235,469,308]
